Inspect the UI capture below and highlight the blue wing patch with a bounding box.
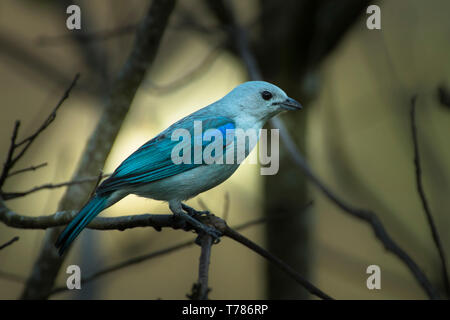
[96,115,235,195]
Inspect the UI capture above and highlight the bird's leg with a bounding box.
[170,200,221,243]
[181,203,211,217]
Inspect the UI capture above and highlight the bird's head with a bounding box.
[222,81,302,122]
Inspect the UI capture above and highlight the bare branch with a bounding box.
[0,74,80,191]
[0,202,174,231]
[194,233,213,300]
[0,236,19,250]
[0,121,21,188]
[2,174,111,201]
[410,96,449,297]
[15,74,80,150]
[0,197,311,231]
[7,162,48,178]
[47,202,319,298]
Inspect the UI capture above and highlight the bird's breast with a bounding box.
[130,163,240,202]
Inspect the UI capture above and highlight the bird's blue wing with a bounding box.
[96,115,235,195]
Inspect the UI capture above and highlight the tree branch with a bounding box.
[192,233,213,300]
[45,202,325,299]
[0,236,19,251]
[7,162,48,178]
[410,96,449,297]
[0,201,174,231]
[2,174,110,201]
[0,199,311,232]
[0,121,21,189]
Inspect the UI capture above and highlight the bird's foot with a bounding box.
[174,211,221,244]
[181,203,211,217]
[195,227,222,245]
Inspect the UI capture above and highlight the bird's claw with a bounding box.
[173,211,222,244]
[195,226,222,245]
[181,203,211,217]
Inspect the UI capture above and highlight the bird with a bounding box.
[55,81,302,255]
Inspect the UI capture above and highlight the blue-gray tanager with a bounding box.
[56,81,302,255]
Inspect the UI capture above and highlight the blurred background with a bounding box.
[0,0,449,299]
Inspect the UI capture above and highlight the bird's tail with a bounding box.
[55,195,108,255]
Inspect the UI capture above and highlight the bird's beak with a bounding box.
[280,97,303,111]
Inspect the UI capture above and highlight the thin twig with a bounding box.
[0,74,80,191]
[90,171,106,198]
[0,121,21,188]
[15,74,80,154]
[410,96,449,297]
[7,162,48,178]
[0,236,19,250]
[2,174,111,201]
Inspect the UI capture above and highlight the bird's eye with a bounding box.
[261,91,273,100]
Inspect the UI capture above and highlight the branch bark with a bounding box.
[194,233,213,300]
[20,0,177,300]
